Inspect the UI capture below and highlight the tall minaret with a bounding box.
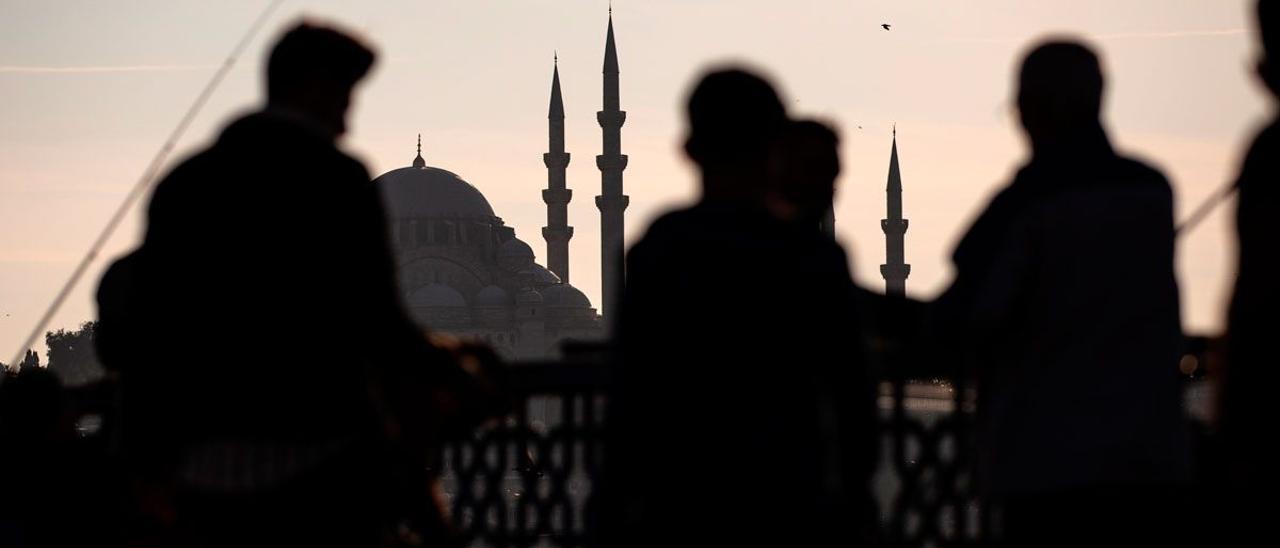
[543,54,573,283]
[880,127,911,296]
[596,8,628,320]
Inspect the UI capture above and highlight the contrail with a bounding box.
[1089,28,1246,40]
[942,28,1246,45]
[0,64,215,74]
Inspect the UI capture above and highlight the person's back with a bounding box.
[935,41,1190,546]
[1214,3,1280,544]
[133,111,376,439]
[956,157,1185,494]
[95,23,461,547]
[607,69,871,545]
[1220,0,1280,483]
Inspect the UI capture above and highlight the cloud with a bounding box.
[0,64,214,74]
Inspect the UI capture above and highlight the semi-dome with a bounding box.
[375,164,496,220]
[498,238,536,271]
[515,287,544,305]
[475,285,512,307]
[409,283,467,308]
[519,264,561,286]
[541,283,591,308]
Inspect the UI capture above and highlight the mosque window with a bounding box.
[415,220,430,244]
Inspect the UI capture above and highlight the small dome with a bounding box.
[475,285,512,307]
[520,264,562,286]
[409,283,467,308]
[516,287,543,305]
[541,283,592,308]
[498,238,536,271]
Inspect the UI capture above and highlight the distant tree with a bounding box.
[1,349,41,374]
[45,322,104,386]
[18,349,41,373]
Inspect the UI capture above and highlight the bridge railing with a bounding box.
[439,338,1213,548]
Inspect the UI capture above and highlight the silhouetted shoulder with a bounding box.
[635,206,713,242]
[1111,155,1173,194]
[1239,121,1280,190]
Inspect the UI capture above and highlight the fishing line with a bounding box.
[1176,181,1238,235]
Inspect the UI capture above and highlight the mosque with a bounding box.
[372,15,628,359]
[371,13,910,360]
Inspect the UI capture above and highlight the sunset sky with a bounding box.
[0,0,1269,359]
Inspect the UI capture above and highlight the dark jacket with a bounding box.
[935,134,1190,495]
[606,201,877,544]
[1220,120,1280,488]
[96,111,451,457]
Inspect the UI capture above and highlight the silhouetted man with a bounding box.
[605,70,874,546]
[767,119,841,232]
[95,22,469,547]
[1217,1,1280,542]
[933,41,1190,547]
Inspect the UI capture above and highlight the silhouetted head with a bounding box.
[266,21,376,137]
[1016,41,1105,153]
[768,119,841,223]
[1257,0,1280,97]
[684,67,787,201]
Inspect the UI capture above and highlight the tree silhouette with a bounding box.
[45,322,104,386]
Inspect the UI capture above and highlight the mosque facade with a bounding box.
[370,12,910,359]
[372,15,627,359]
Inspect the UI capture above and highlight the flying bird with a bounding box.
[881,23,891,31]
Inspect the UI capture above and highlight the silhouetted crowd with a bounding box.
[2,2,1279,546]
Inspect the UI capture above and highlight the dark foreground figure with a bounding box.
[1216,1,1280,544]
[604,69,876,546]
[932,41,1191,547]
[96,23,503,547]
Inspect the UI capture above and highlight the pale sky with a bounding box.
[0,0,1270,360]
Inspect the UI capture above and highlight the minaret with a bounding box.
[880,127,911,296]
[543,54,573,283]
[596,9,628,320]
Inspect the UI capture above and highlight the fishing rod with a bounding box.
[1176,180,1239,235]
[7,0,287,368]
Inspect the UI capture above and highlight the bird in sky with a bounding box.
[882,23,892,31]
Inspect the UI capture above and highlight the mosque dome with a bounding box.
[374,146,496,220]
[409,283,467,308]
[516,287,544,305]
[519,264,561,286]
[475,285,512,307]
[498,238,536,271]
[541,283,591,308]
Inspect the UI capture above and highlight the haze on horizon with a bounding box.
[0,0,1267,359]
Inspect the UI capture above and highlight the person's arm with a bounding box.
[929,205,1038,379]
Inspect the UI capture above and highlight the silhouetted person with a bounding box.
[95,22,487,547]
[767,119,842,233]
[932,41,1190,547]
[604,70,874,546]
[1217,1,1280,542]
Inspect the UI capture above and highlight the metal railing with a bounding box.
[438,339,1212,548]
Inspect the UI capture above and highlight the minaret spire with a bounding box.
[596,7,628,322]
[543,54,573,283]
[880,129,910,295]
[413,133,426,168]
